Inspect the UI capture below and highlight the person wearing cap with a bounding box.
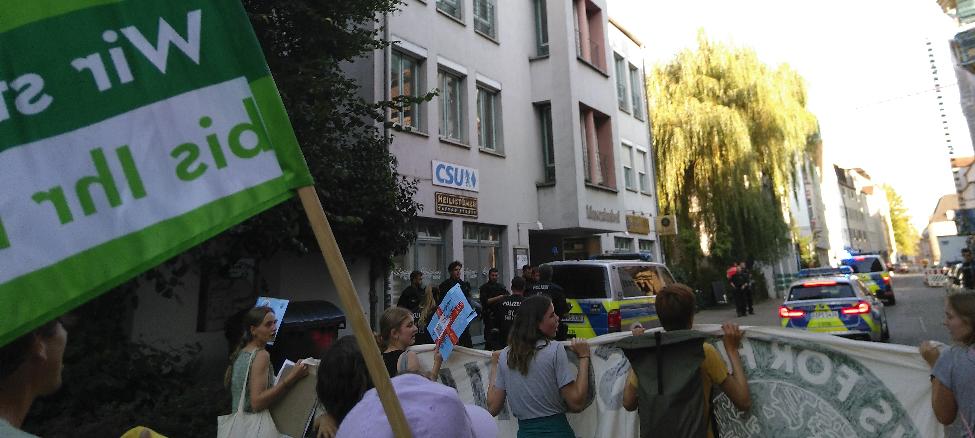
[336,373,497,438]
[486,295,591,437]
[0,318,68,437]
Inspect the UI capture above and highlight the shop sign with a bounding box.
[432,160,479,192]
[586,205,620,223]
[435,192,478,218]
[625,214,650,235]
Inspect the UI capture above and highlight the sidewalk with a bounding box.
[694,296,781,327]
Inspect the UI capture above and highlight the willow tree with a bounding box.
[649,33,818,272]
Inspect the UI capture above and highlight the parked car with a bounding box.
[840,255,896,305]
[779,274,889,342]
[544,260,676,339]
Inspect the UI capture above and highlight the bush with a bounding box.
[24,289,225,437]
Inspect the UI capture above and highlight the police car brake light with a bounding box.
[854,256,866,261]
[608,309,621,332]
[778,306,805,318]
[841,301,871,315]
[802,281,837,287]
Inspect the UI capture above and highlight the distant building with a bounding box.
[921,193,960,264]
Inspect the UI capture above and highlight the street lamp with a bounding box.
[516,221,544,246]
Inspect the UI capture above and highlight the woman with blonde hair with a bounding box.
[920,292,975,436]
[486,295,591,437]
[225,307,308,416]
[377,306,442,379]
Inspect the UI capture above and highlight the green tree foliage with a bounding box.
[649,33,818,273]
[239,0,421,264]
[882,183,919,256]
[24,2,422,435]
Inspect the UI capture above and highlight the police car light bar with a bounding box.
[797,267,853,278]
[801,281,838,287]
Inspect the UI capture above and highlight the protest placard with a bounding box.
[0,0,312,346]
[427,283,478,360]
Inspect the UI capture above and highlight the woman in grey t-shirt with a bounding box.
[920,292,975,437]
[486,295,591,437]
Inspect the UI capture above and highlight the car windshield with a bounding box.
[618,265,674,297]
[843,258,884,273]
[551,265,608,299]
[788,283,856,301]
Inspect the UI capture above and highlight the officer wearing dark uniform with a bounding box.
[479,268,508,350]
[527,264,570,341]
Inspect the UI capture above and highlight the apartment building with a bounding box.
[344,0,661,329]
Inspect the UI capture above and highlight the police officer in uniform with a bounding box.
[527,264,570,341]
[497,277,526,349]
[479,268,508,350]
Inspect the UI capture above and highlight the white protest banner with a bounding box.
[407,325,944,437]
[0,0,313,346]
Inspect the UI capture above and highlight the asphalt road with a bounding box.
[694,272,953,347]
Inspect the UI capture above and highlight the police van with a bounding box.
[544,260,676,339]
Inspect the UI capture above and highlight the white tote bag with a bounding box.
[218,353,281,438]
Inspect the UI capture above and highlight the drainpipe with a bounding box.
[369,12,393,331]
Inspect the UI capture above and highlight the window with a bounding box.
[614,54,628,112]
[636,149,649,193]
[638,239,655,254]
[614,236,634,251]
[580,105,615,189]
[473,0,497,39]
[619,265,670,297]
[573,0,606,71]
[463,223,502,344]
[476,86,500,151]
[391,51,421,130]
[621,144,635,190]
[629,64,644,120]
[539,104,555,182]
[533,0,549,56]
[438,70,464,142]
[437,0,462,20]
[390,221,446,304]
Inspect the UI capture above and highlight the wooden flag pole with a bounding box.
[297,186,412,437]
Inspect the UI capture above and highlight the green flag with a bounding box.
[0,0,313,346]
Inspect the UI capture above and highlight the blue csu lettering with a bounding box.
[436,163,477,189]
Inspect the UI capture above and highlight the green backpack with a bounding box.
[617,330,712,438]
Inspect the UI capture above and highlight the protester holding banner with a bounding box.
[315,336,375,438]
[378,307,443,380]
[0,318,67,437]
[225,307,309,416]
[438,261,475,348]
[920,292,975,434]
[486,295,591,437]
[622,284,750,438]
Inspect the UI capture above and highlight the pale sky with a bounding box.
[609,0,968,232]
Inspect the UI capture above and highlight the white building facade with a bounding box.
[347,0,661,338]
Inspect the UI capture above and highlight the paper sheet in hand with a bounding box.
[427,284,477,360]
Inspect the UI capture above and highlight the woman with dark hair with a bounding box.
[485,295,591,437]
[920,292,975,435]
[377,306,442,380]
[225,307,308,416]
[313,336,374,438]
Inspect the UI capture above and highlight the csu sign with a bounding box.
[432,160,478,192]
